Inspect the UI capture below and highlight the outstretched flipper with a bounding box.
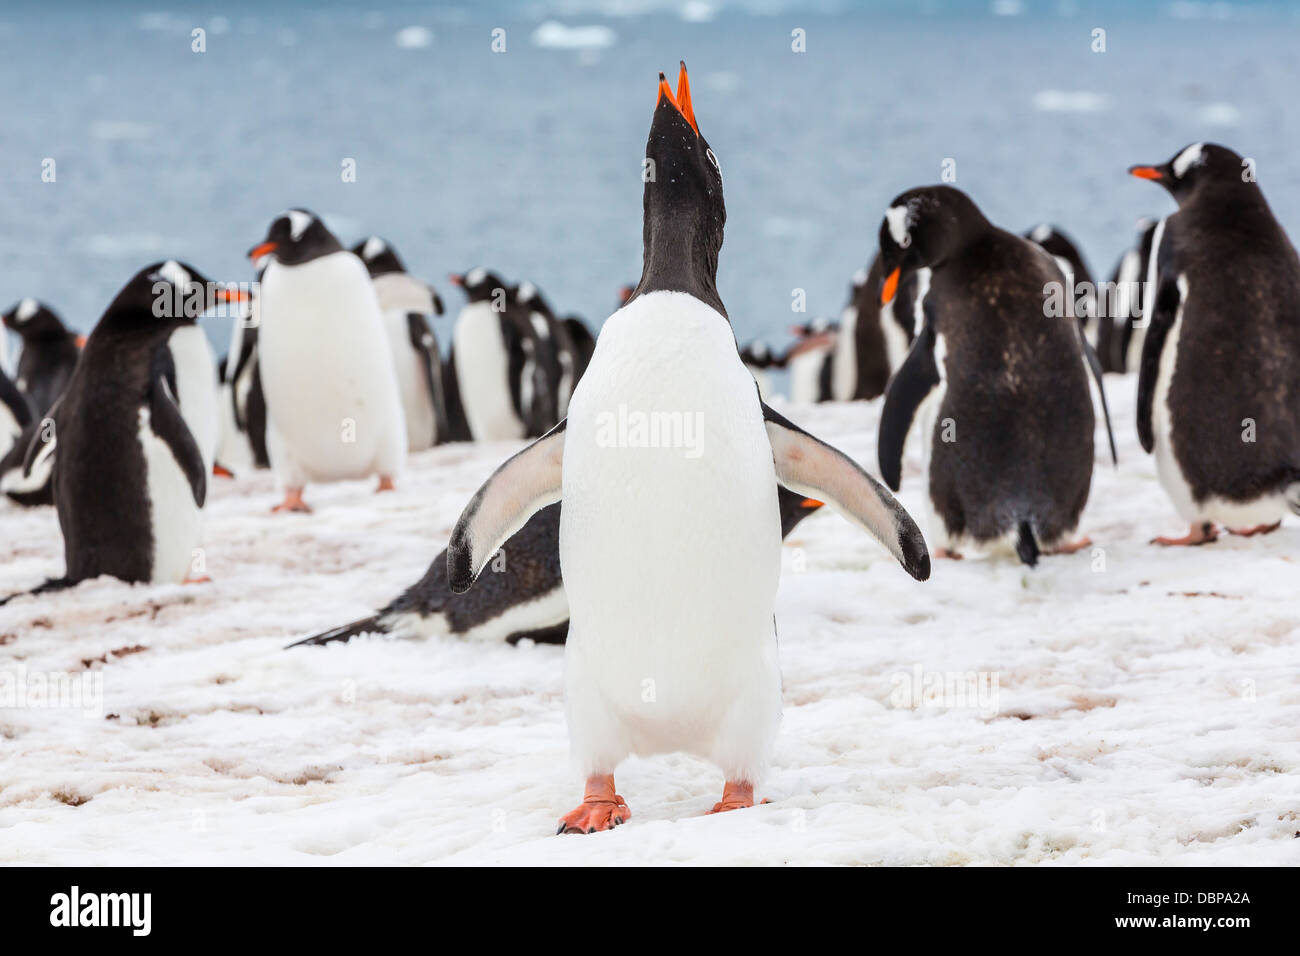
[407,313,452,444]
[763,403,929,581]
[447,420,565,593]
[286,614,386,649]
[151,344,206,508]
[877,321,941,491]
[1136,276,1182,454]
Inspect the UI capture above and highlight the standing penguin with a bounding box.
[218,305,270,471]
[1102,217,1158,374]
[351,236,451,451]
[290,488,825,649]
[838,256,916,401]
[1,299,81,416]
[446,268,529,442]
[516,280,578,424]
[0,262,243,602]
[1128,143,1300,544]
[877,186,1110,565]
[1024,224,1097,337]
[444,64,929,832]
[249,210,407,512]
[786,318,837,403]
[739,341,782,400]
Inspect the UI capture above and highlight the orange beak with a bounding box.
[675,61,699,136]
[247,241,277,262]
[657,72,677,109]
[881,267,901,306]
[214,286,250,303]
[800,497,824,509]
[448,273,463,287]
[1129,165,1163,181]
[74,334,88,348]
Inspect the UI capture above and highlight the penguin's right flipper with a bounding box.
[407,312,452,444]
[763,403,930,582]
[286,614,387,649]
[150,345,207,508]
[447,420,566,593]
[1136,277,1182,454]
[878,322,941,491]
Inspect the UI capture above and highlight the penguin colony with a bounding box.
[1,58,1296,831]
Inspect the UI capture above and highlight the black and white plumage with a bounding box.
[834,255,916,401]
[1,299,81,417]
[446,268,529,442]
[289,488,826,649]
[0,261,241,603]
[1100,217,1159,374]
[877,186,1112,565]
[1129,142,1300,542]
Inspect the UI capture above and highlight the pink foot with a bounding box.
[557,775,631,835]
[375,476,395,494]
[272,488,312,514]
[1228,521,1281,537]
[1047,535,1093,555]
[935,548,963,560]
[1152,522,1217,547]
[183,574,211,585]
[709,780,769,814]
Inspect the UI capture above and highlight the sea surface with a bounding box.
[1,0,1298,359]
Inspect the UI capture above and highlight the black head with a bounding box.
[448,268,512,307]
[351,236,407,277]
[247,209,344,267]
[740,340,772,368]
[1128,143,1252,206]
[100,260,246,330]
[1,298,68,340]
[777,486,824,537]
[876,185,991,307]
[626,62,727,317]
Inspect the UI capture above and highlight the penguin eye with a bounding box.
[706,148,722,181]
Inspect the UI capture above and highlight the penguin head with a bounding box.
[102,260,247,328]
[1128,143,1248,204]
[1,298,67,339]
[776,487,824,537]
[448,267,511,306]
[642,62,725,263]
[876,186,989,307]
[247,209,343,267]
[741,340,771,367]
[351,236,407,277]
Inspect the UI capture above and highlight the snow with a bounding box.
[1,377,1297,865]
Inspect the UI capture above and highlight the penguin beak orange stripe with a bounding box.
[247,241,277,261]
[1129,166,1163,181]
[657,72,677,109]
[215,287,250,303]
[675,61,699,136]
[800,498,824,509]
[881,267,901,306]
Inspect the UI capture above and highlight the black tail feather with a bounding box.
[1015,521,1039,568]
[0,577,73,607]
[286,615,386,649]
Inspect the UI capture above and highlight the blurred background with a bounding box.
[1,0,1297,356]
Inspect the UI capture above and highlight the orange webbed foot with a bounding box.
[1152,522,1217,547]
[708,780,767,814]
[1228,521,1281,537]
[556,774,630,835]
[935,548,963,560]
[272,488,312,514]
[1047,535,1093,555]
[375,476,395,494]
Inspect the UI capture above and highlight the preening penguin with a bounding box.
[351,236,451,451]
[289,489,824,649]
[1,299,81,416]
[445,64,928,834]
[0,262,245,604]
[877,186,1112,565]
[249,210,408,512]
[1128,143,1300,544]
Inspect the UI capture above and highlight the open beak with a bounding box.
[247,241,277,262]
[880,267,901,306]
[675,61,699,135]
[1129,165,1164,181]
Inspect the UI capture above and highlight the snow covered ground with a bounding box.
[1,376,1297,866]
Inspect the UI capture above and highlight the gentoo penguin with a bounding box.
[0,419,51,506]
[877,186,1110,565]
[446,268,529,441]
[1,299,81,416]
[290,488,825,649]
[562,316,596,386]
[838,255,916,401]
[516,280,580,423]
[1128,142,1300,544]
[786,318,837,403]
[1102,217,1158,373]
[444,64,928,833]
[249,210,407,512]
[351,236,451,451]
[0,262,244,602]
[1024,224,1097,336]
[0,367,33,462]
[217,307,270,470]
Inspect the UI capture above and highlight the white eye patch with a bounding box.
[286,209,312,240]
[361,236,386,260]
[1172,143,1205,178]
[15,297,39,321]
[465,267,487,287]
[156,260,190,289]
[886,204,912,248]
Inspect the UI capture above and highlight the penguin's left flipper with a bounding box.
[762,403,930,582]
[407,313,451,443]
[1075,320,1118,466]
[150,344,207,508]
[1136,277,1182,454]
[447,420,565,593]
[877,322,941,492]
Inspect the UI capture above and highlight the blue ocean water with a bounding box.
[1,0,1297,357]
